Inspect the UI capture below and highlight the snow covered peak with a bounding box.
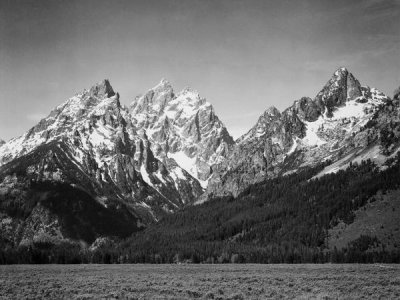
[313,67,363,118]
[328,67,351,86]
[0,79,124,167]
[131,79,175,114]
[51,83,120,122]
[0,78,208,223]
[173,88,205,107]
[237,67,388,151]
[129,81,234,183]
[237,106,283,142]
[131,80,211,118]
[206,68,395,199]
[153,78,173,91]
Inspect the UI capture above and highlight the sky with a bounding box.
[0,0,399,140]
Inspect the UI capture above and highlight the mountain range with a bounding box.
[1,67,399,263]
[206,67,395,198]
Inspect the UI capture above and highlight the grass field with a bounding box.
[0,264,399,299]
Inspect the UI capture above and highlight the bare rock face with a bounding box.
[292,97,321,122]
[314,67,362,117]
[206,105,304,199]
[205,67,393,199]
[394,86,400,101]
[346,72,362,100]
[89,79,115,99]
[130,80,234,183]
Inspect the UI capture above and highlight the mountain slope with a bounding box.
[3,147,400,263]
[0,80,200,218]
[328,189,400,252]
[114,153,400,264]
[206,68,396,198]
[0,79,232,246]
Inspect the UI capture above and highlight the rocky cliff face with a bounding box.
[394,86,400,101]
[205,68,397,199]
[130,80,234,185]
[0,79,232,246]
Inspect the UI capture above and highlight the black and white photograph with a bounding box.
[0,0,399,299]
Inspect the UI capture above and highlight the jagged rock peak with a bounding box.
[328,67,362,99]
[263,106,280,116]
[205,67,393,199]
[0,139,5,146]
[89,79,115,99]
[152,80,201,99]
[332,67,362,99]
[236,105,282,143]
[314,67,362,117]
[151,78,174,94]
[333,66,349,76]
[158,78,171,86]
[130,79,174,113]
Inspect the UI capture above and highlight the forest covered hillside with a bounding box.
[2,153,400,264]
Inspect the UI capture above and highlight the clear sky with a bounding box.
[1,0,399,140]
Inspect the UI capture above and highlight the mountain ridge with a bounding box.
[0,68,399,251]
[204,67,394,199]
[0,78,232,246]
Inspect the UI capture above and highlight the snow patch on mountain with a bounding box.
[302,118,327,147]
[140,165,153,187]
[287,138,299,155]
[169,151,197,177]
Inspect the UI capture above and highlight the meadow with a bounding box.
[0,264,399,299]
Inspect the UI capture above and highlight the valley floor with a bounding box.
[0,264,399,299]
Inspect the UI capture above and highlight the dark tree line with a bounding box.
[2,154,400,264]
